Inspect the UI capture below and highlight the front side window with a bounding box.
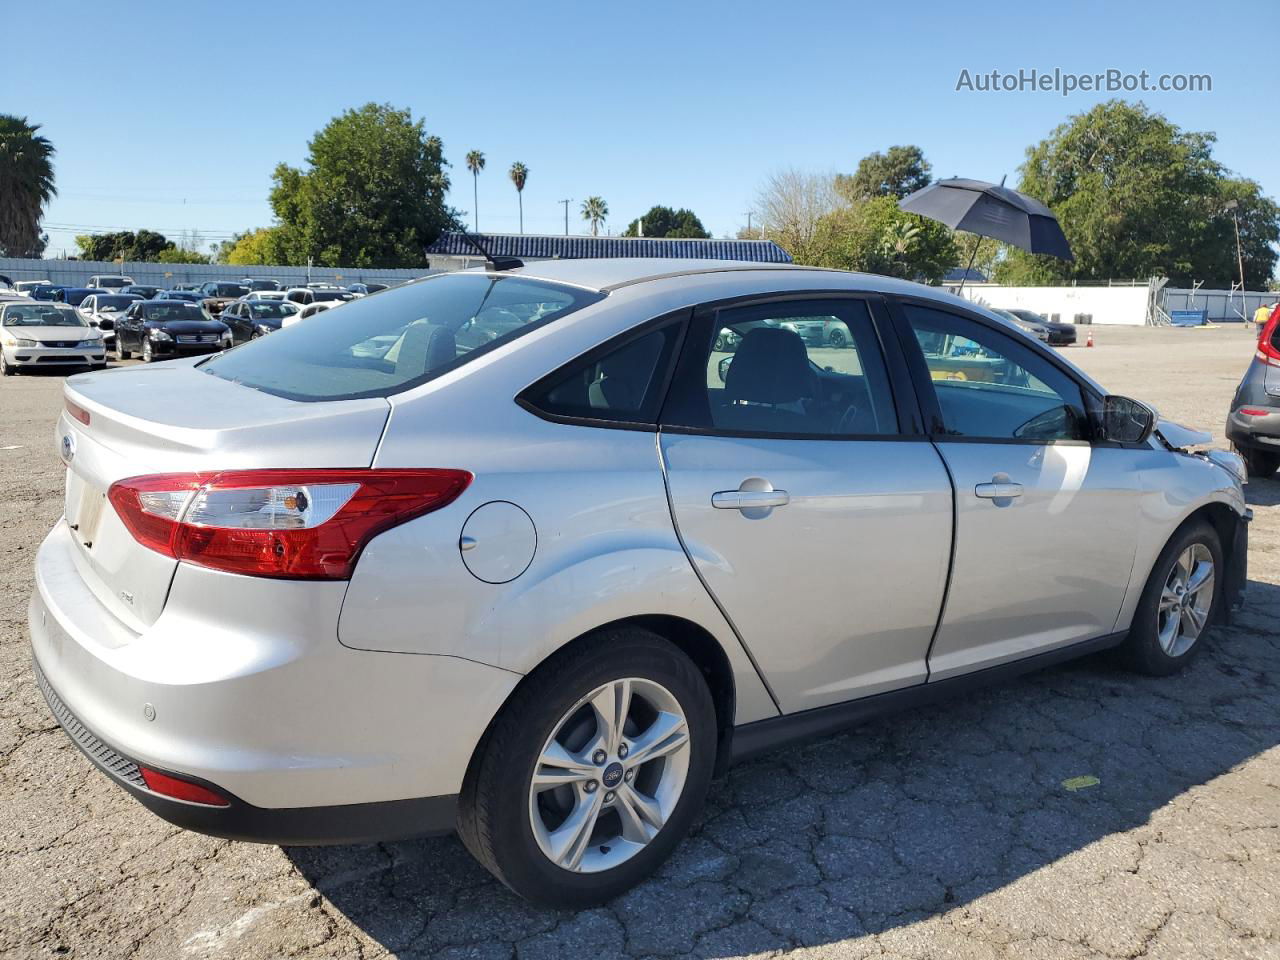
[903,304,1087,442]
[202,273,604,401]
[664,298,898,437]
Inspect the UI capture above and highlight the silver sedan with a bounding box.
[1,301,107,375]
[29,259,1249,907]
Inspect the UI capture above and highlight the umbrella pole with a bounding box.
[956,241,979,295]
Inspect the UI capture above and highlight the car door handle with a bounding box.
[975,480,1024,499]
[712,489,790,510]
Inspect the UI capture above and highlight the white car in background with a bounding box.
[77,293,142,346]
[284,286,356,308]
[281,300,341,327]
[15,280,54,296]
[243,290,290,302]
[86,275,134,291]
[0,300,106,374]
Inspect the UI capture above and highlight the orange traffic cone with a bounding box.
[1086,331,1094,348]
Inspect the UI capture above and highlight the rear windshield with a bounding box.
[312,289,355,302]
[201,273,604,401]
[212,283,250,298]
[247,302,294,318]
[97,296,137,310]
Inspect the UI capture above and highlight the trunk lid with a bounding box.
[57,359,390,632]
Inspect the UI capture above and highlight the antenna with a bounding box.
[444,215,523,271]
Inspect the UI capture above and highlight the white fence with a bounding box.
[0,257,435,290]
[953,280,1278,326]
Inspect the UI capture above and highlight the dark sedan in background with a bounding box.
[1000,308,1078,346]
[114,300,231,362]
[218,299,298,344]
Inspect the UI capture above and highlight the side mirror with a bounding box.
[1098,395,1155,444]
[97,319,114,331]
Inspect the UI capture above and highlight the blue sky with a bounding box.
[12,0,1279,257]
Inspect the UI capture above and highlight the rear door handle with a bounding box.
[975,480,1023,499]
[712,489,790,510]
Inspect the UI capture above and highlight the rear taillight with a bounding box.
[1256,306,1280,367]
[65,399,91,426]
[108,469,472,579]
[1238,408,1271,417]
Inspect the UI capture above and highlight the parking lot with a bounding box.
[2,324,1278,960]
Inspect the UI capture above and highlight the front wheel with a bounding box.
[457,628,716,908]
[828,328,848,349]
[1121,520,1222,675]
[0,353,14,376]
[142,339,154,363]
[116,339,131,361]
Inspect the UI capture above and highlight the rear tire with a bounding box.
[457,627,717,908]
[828,328,848,349]
[1237,445,1279,478]
[1121,520,1222,676]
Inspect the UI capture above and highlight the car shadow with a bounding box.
[287,580,1280,957]
[1246,476,1280,507]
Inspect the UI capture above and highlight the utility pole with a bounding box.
[1225,200,1246,293]
[559,199,572,236]
[743,211,753,236]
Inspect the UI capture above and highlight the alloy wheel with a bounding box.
[143,340,152,362]
[528,677,691,874]
[1157,543,1214,657]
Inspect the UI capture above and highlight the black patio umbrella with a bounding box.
[898,178,1073,289]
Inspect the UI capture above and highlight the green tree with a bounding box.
[509,161,528,234]
[74,229,174,262]
[465,149,485,231]
[580,196,608,236]
[996,100,1280,286]
[835,145,932,202]
[804,196,957,283]
[154,246,209,264]
[269,103,453,268]
[622,205,710,238]
[221,227,290,265]
[0,115,56,258]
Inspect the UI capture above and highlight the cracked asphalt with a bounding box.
[2,325,1278,959]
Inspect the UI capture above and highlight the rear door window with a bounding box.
[202,274,604,401]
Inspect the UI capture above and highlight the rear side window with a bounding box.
[202,273,604,401]
[519,319,683,427]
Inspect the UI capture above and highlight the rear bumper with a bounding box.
[1226,402,1280,450]
[28,521,520,839]
[32,658,457,844]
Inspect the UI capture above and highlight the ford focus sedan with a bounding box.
[30,260,1249,907]
[1,301,106,375]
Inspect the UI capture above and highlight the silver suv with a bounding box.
[31,259,1249,907]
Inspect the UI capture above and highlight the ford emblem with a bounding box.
[60,433,75,463]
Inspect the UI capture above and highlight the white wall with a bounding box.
[952,284,1152,326]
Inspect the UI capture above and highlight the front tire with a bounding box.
[457,627,716,908]
[116,339,131,361]
[142,339,154,363]
[0,353,14,376]
[1121,520,1222,675]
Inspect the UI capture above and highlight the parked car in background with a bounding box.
[30,261,1249,908]
[243,278,281,292]
[219,299,298,343]
[285,287,356,307]
[990,308,1050,342]
[114,299,231,362]
[0,300,106,374]
[86,275,134,291]
[1001,308,1077,346]
[1227,303,1280,477]
[77,294,143,346]
[29,285,67,302]
[348,282,389,296]
[58,287,110,307]
[787,315,854,348]
[15,280,54,296]
[119,284,164,300]
[281,300,340,326]
[245,290,289,302]
[198,281,251,317]
[172,283,202,292]
[157,290,207,306]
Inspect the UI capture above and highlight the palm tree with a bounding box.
[580,196,608,237]
[465,150,485,231]
[508,162,529,234]
[0,115,56,257]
